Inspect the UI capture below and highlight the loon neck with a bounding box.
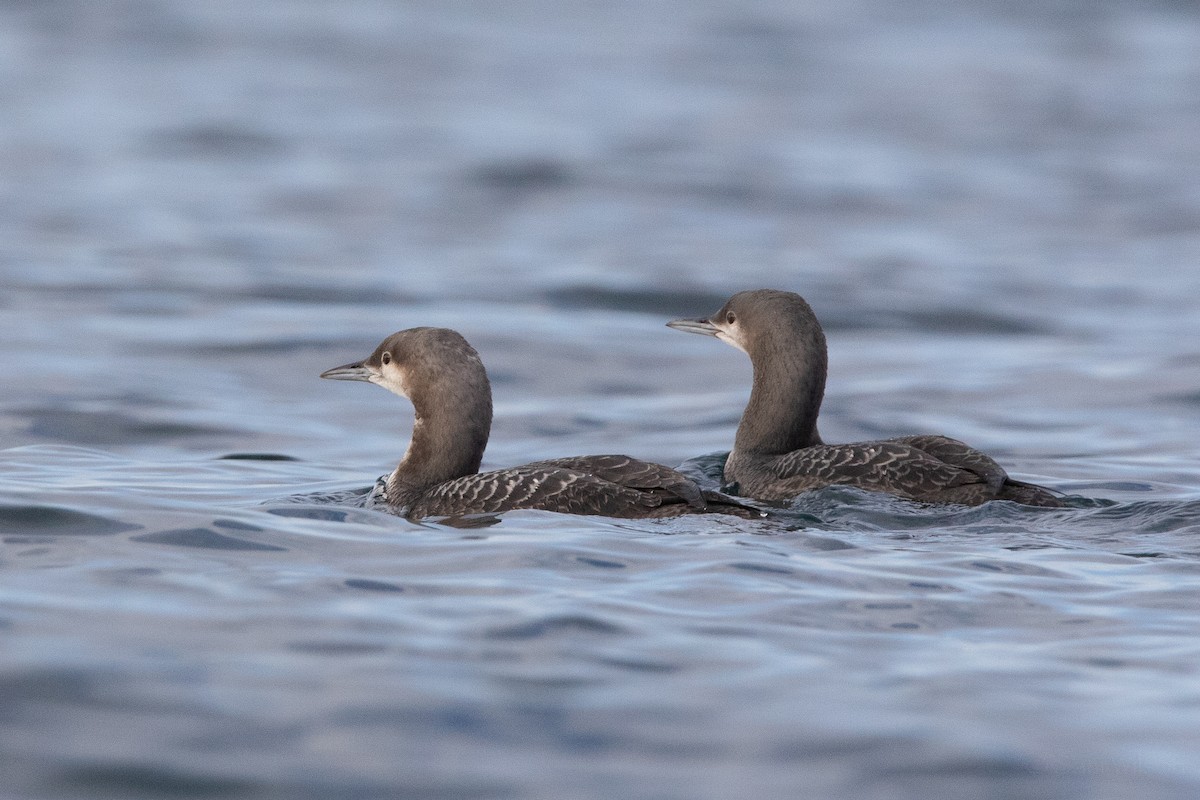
[734,338,826,455]
[387,385,492,502]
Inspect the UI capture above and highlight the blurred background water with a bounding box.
[3,1,1200,798]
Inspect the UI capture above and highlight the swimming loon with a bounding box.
[321,327,765,520]
[668,289,1063,507]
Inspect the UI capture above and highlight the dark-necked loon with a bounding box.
[321,327,765,520]
[668,289,1063,507]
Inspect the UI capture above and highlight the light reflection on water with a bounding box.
[3,0,1200,798]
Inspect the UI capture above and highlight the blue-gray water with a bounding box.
[4,2,1200,798]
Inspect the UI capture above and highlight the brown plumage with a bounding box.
[321,327,764,520]
[668,289,1063,507]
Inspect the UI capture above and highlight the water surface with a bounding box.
[3,1,1200,798]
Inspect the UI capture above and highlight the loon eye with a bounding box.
[725,312,736,325]
[381,351,391,365]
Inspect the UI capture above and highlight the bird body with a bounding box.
[321,327,763,520]
[669,290,1062,507]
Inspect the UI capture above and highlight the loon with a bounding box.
[321,327,765,520]
[667,289,1063,507]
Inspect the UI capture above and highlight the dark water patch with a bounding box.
[901,309,1051,336]
[451,701,625,754]
[333,703,491,735]
[770,732,922,762]
[706,14,807,44]
[51,762,261,799]
[730,561,794,575]
[54,760,511,800]
[859,753,1091,800]
[697,15,808,88]
[594,656,680,674]
[575,556,626,568]
[816,307,1052,336]
[966,560,1071,578]
[588,380,654,396]
[131,528,286,552]
[187,337,347,356]
[242,283,414,307]
[1164,389,1200,406]
[265,506,354,522]
[316,779,517,800]
[733,539,792,557]
[104,567,162,584]
[0,668,112,718]
[211,519,264,532]
[1001,541,1063,552]
[1067,481,1155,493]
[143,123,286,160]
[801,534,858,551]
[542,286,738,317]
[467,157,574,195]
[870,754,1045,779]
[217,453,300,462]
[19,408,236,445]
[0,505,140,536]
[1084,657,1127,669]
[490,674,599,691]
[528,413,607,436]
[262,186,374,222]
[343,578,405,593]
[286,640,389,656]
[486,614,624,640]
[639,167,791,207]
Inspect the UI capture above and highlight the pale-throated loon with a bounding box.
[321,326,765,520]
[668,289,1063,507]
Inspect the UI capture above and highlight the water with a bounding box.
[3,1,1200,798]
